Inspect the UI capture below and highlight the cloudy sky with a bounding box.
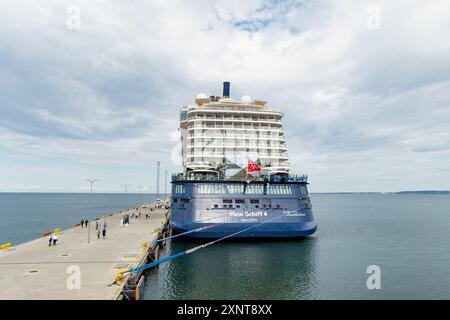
[1,0,449,193]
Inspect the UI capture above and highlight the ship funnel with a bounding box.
[222,81,230,98]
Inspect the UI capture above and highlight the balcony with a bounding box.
[187,134,286,141]
[187,116,282,124]
[187,143,288,149]
[187,152,289,159]
[187,106,283,116]
[186,124,284,132]
[171,172,307,183]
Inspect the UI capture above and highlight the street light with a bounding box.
[121,184,132,193]
[165,170,168,199]
[156,161,160,200]
[137,186,144,207]
[81,178,101,193]
[81,178,101,244]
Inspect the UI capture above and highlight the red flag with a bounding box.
[247,160,261,173]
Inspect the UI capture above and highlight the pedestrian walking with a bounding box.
[80,219,84,228]
[52,233,58,246]
[97,228,101,240]
[48,235,53,246]
[102,228,106,239]
[85,219,89,227]
[95,221,99,230]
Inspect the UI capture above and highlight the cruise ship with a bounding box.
[170,82,317,238]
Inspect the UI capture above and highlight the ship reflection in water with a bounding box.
[142,237,318,299]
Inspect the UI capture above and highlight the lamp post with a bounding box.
[137,185,144,207]
[121,184,131,193]
[156,161,160,201]
[165,170,168,200]
[81,178,101,244]
[81,178,101,193]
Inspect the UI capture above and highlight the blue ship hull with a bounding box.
[172,222,317,238]
[170,180,317,239]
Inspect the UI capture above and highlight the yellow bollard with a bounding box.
[54,228,61,234]
[116,273,123,285]
[1,243,11,251]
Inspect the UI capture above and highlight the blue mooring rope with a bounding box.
[155,224,217,243]
[127,212,291,274]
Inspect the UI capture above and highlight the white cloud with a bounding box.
[0,0,450,192]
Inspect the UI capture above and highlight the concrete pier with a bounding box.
[0,204,168,300]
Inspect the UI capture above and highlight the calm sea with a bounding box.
[142,193,450,300]
[2,193,449,299]
[0,193,157,245]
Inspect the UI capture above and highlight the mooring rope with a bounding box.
[127,212,290,274]
[155,224,217,243]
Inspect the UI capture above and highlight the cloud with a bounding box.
[0,0,450,192]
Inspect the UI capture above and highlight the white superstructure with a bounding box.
[179,82,290,175]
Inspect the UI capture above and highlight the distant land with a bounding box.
[394,190,450,194]
[312,191,450,195]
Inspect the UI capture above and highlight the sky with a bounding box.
[0,0,449,193]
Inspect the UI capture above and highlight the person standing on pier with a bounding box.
[102,227,106,239]
[52,233,58,246]
[48,234,53,246]
[97,228,101,240]
[80,219,84,228]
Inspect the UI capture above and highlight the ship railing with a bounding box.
[187,152,289,158]
[187,116,282,123]
[188,134,284,139]
[186,124,283,131]
[192,105,283,113]
[187,143,287,148]
[171,172,308,183]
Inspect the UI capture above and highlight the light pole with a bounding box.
[156,161,160,200]
[121,184,131,193]
[165,170,168,200]
[81,178,101,244]
[137,186,144,206]
[81,178,101,193]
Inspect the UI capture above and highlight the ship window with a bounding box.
[235,199,245,204]
[300,186,308,195]
[174,184,185,194]
[180,198,189,203]
[223,199,232,204]
[255,205,259,208]
[245,185,264,194]
[197,184,226,194]
[213,204,219,208]
[236,205,241,208]
[267,184,293,195]
[250,199,260,204]
[227,184,244,194]
[172,198,178,203]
